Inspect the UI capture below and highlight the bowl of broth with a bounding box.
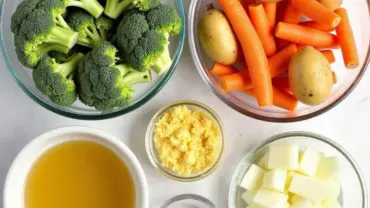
[3,126,148,208]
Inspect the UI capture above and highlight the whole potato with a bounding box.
[198,8,238,65]
[289,46,333,105]
[318,0,342,10]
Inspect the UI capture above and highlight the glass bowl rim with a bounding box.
[0,0,186,120]
[160,194,216,208]
[227,131,368,208]
[188,0,370,123]
[145,100,225,182]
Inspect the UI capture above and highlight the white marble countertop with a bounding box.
[1,2,370,207]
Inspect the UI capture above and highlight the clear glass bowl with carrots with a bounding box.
[188,0,370,122]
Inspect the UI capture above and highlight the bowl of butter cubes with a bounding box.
[228,131,367,208]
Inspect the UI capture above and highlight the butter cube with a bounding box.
[322,198,341,208]
[299,148,323,176]
[282,202,290,208]
[312,203,325,208]
[262,169,287,192]
[240,164,265,191]
[290,195,304,204]
[242,191,256,205]
[268,144,299,170]
[323,178,341,198]
[315,157,339,180]
[286,171,297,188]
[252,188,288,208]
[258,153,269,170]
[291,199,313,208]
[289,174,329,202]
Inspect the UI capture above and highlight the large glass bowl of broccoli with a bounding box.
[0,0,186,120]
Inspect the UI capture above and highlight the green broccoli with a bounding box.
[77,41,152,111]
[33,53,85,106]
[61,0,104,18]
[146,4,182,37]
[104,0,159,19]
[116,10,172,74]
[67,9,104,48]
[10,0,42,34]
[13,6,78,68]
[96,15,114,40]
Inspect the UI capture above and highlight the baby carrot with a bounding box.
[335,8,359,69]
[210,63,239,76]
[244,87,298,111]
[300,21,335,32]
[263,2,277,28]
[275,22,338,48]
[220,44,297,91]
[219,0,273,106]
[291,0,341,28]
[283,0,301,24]
[249,4,277,56]
[321,50,336,63]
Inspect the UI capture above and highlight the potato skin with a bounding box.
[318,0,342,10]
[198,9,238,65]
[289,46,333,105]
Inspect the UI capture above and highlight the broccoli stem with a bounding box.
[38,44,70,56]
[152,46,172,75]
[122,70,152,85]
[104,0,135,19]
[54,14,72,31]
[45,26,78,49]
[115,64,134,77]
[86,25,103,45]
[55,53,85,77]
[66,0,104,18]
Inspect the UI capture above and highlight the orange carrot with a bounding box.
[263,2,277,28]
[291,0,341,28]
[300,21,335,32]
[249,4,277,56]
[335,8,359,69]
[332,71,337,84]
[219,0,273,106]
[321,50,336,63]
[275,22,338,48]
[244,87,298,111]
[283,0,301,24]
[210,63,239,76]
[220,44,297,91]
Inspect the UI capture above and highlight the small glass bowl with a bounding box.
[228,131,367,208]
[161,194,216,208]
[145,100,224,182]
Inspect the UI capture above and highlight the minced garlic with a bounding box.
[154,105,221,175]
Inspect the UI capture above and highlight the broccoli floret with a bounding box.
[11,0,42,34]
[33,53,84,106]
[14,7,78,68]
[77,41,152,111]
[117,11,172,74]
[146,4,181,37]
[104,0,159,19]
[67,9,103,48]
[96,15,114,40]
[61,0,104,18]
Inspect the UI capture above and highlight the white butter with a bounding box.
[240,164,265,191]
[286,171,296,188]
[268,144,299,170]
[288,174,329,202]
[252,188,288,208]
[291,199,313,208]
[282,202,290,208]
[315,156,339,180]
[322,198,341,208]
[258,153,269,170]
[262,169,287,192]
[299,148,323,176]
[242,191,256,205]
[323,178,341,198]
[290,195,304,204]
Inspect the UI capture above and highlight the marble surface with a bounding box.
[1,2,370,207]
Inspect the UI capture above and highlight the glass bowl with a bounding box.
[228,131,367,208]
[0,0,186,120]
[188,0,370,122]
[161,194,216,208]
[145,100,224,182]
